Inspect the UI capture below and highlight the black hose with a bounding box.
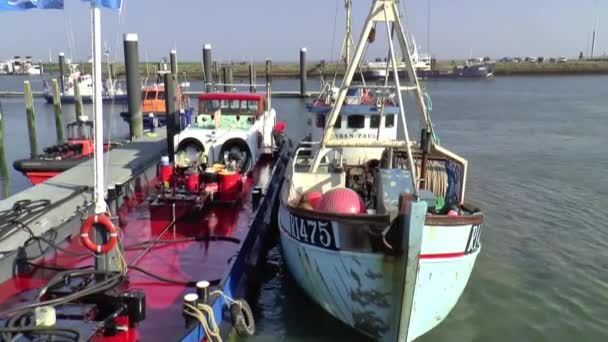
[124,235,241,249]
[128,265,220,287]
[0,326,80,341]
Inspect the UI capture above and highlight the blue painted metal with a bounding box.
[178,141,289,342]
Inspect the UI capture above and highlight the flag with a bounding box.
[81,0,122,10]
[0,0,63,11]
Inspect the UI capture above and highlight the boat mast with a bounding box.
[91,1,106,214]
[336,0,353,69]
[312,0,432,198]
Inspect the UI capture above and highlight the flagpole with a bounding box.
[92,0,106,214]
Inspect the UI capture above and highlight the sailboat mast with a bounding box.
[591,15,598,58]
[92,2,106,214]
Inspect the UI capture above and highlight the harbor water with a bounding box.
[1,75,607,341]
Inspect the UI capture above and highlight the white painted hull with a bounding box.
[278,203,481,341]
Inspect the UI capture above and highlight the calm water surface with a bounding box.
[1,75,607,341]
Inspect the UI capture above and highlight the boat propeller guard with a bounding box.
[80,214,118,254]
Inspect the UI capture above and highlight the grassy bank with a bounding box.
[39,60,608,79]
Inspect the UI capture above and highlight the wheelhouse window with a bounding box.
[246,100,259,113]
[370,115,381,129]
[157,91,165,100]
[145,91,157,100]
[385,114,395,128]
[347,115,365,129]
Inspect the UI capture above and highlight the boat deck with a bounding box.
[0,155,279,341]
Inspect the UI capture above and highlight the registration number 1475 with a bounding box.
[287,214,338,250]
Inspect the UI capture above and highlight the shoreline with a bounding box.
[4,60,608,80]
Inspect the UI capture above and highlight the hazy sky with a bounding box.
[0,0,605,62]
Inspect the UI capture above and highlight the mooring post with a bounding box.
[212,61,219,88]
[124,33,142,139]
[249,63,256,93]
[164,73,180,162]
[74,78,83,119]
[51,79,64,142]
[170,50,177,75]
[265,58,272,86]
[320,59,326,80]
[0,103,8,185]
[109,62,116,80]
[24,81,38,157]
[223,66,233,92]
[58,52,66,93]
[203,44,213,92]
[300,48,307,97]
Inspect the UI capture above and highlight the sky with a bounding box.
[0,0,605,63]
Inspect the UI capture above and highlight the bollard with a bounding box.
[265,59,272,85]
[300,48,307,97]
[249,63,256,93]
[74,78,83,119]
[202,45,213,92]
[24,81,38,157]
[170,50,177,75]
[51,79,64,142]
[124,33,143,139]
[58,52,66,93]
[164,73,180,162]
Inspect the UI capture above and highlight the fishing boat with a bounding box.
[278,0,484,340]
[1,2,290,342]
[13,117,120,185]
[43,63,127,104]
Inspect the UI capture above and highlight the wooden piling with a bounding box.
[164,73,179,162]
[223,66,233,92]
[249,64,256,93]
[74,78,83,119]
[51,79,64,143]
[265,59,272,85]
[300,48,307,97]
[24,81,38,157]
[123,33,143,139]
[170,50,177,75]
[320,59,326,79]
[212,61,219,90]
[202,45,213,92]
[58,52,66,92]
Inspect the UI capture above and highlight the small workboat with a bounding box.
[13,117,119,185]
[278,1,484,340]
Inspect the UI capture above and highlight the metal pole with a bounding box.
[170,49,177,75]
[51,79,64,142]
[212,61,219,88]
[164,73,179,162]
[300,48,308,97]
[223,66,233,92]
[123,33,142,139]
[249,63,256,93]
[109,62,116,80]
[58,52,66,93]
[0,104,8,184]
[24,81,38,157]
[203,44,213,92]
[92,4,106,214]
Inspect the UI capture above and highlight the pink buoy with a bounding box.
[306,191,323,210]
[447,210,459,217]
[316,188,366,214]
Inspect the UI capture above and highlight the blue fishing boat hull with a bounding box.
[43,93,129,104]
